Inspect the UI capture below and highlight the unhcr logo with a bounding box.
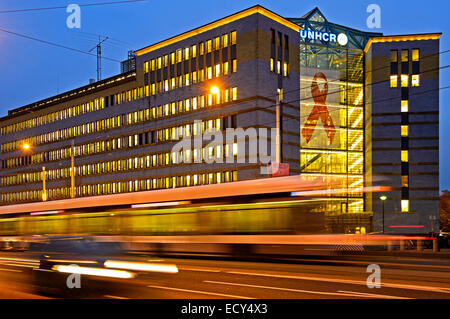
[300,30,348,46]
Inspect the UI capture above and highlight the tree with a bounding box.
[440,190,450,231]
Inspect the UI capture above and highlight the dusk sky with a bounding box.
[0,0,448,189]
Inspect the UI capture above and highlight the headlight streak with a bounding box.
[104,260,178,273]
[52,265,134,279]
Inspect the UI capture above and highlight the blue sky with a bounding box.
[0,0,448,189]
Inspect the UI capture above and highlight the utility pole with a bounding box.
[89,36,109,82]
[70,140,75,199]
[42,166,47,201]
[276,88,282,164]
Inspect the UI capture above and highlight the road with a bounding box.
[0,252,449,299]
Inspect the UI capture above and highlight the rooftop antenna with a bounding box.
[89,36,109,81]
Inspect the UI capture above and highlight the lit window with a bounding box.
[233,143,238,156]
[390,75,398,88]
[390,50,398,63]
[215,64,221,77]
[412,74,420,87]
[231,31,237,45]
[222,34,228,47]
[401,75,409,87]
[402,176,409,187]
[401,100,409,112]
[207,67,213,79]
[412,49,420,62]
[401,150,409,162]
[214,37,220,50]
[270,58,274,72]
[401,200,409,213]
[401,125,409,137]
[401,49,409,62]
[223,62,229,75]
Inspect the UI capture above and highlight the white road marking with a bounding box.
[147,285,254,299]
[204,280,380,298]
[337,290,411,299]
[225,271,450,294]
[180,267,221,273]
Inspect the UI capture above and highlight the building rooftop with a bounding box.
[134,5,301,56]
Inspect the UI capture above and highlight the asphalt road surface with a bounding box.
[0,252,449,299]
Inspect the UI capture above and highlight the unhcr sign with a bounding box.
[300,30,348,46]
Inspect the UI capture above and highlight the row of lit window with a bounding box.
[270,59,289,77]
[1,171,238,204]
[143,62,237,96]
[2,59,237,138]
[0,98,105,136]
[143,32,237,72]
[390,74,420,88]
[2,87,238,154]
[2,113,233,170]
[391,49,420,63]
[2,142,239,187]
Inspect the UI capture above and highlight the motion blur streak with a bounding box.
[47,259,98,264]
[104,260,178,273]
[52,265,134,278]
[291,186,390,196]
[131,201,190,208]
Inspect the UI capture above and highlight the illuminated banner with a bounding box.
[300,68,341,149]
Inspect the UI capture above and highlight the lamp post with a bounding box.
[380,195,387,234]
[21,143,47,201]
[42,166,47,201]
[70,140,75,198]
[21,142,75,201]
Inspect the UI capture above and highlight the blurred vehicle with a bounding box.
[0,176,393,258]
[0,238,27,252]
[32,236,178,297]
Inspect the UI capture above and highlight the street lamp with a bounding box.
[380,195,387,234]
[210,86,219,95]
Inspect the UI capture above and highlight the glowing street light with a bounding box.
[210,86,219,95]
[22,143,31,151]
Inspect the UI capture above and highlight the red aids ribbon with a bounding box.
[302,72,336,144]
